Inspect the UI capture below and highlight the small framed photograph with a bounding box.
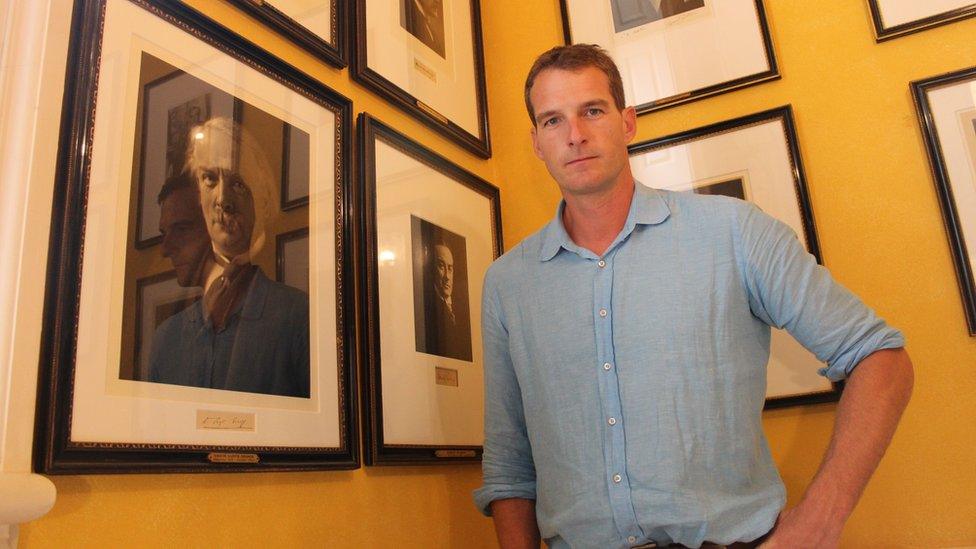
[912,66,976,335]
[560,0,778,114]
[867,0,976,41]
[628,106,840,408]
[358,112,502,464]
[229,0,347,68]
[277,227,310,293]
[35,0,357,473]
[352,0,491,158]
[281,123,311,210]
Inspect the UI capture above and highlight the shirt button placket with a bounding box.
[593,254,643,543]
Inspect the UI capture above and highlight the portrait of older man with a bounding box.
[148,117,310,398]
[411,215,472,362]
[401,0,446,58]
[610,0,705,32]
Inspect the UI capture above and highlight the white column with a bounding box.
[0,0,74,544]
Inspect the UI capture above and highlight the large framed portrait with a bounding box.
[867,1,976,41]
[229,0,347,68]
[912,66,976,336]
[35,0,358,473]
[357,113,502,464]
[560,0,778,114]
[352,0,491,158]
[628,106,841,408]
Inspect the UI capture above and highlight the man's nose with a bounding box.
[213,173,237,212]
[567,117,587,147]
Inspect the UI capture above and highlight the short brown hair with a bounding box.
[524,44,626,125]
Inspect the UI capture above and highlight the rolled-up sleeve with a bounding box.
[473,266,537,516]
[737,204,905,381]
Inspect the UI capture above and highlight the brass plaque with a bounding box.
[197,410,255,431]
[207,452,260,464]
[435,449,477,458]
[435,367,459,387]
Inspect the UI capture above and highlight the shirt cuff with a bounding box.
[818,327,906,381]
[472,481,537,517]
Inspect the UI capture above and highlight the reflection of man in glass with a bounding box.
[401,0,446,58]
[148,117,310,398]
[157,172,212,288]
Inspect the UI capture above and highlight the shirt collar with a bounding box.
[538,182,671,262]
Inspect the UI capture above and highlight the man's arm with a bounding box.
[490,498,541,549]
[762,347,914,548]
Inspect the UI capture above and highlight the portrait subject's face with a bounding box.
[159,185,211,287]
[529,67,636,199]
[433,244,454,300]
[188,134,256,259]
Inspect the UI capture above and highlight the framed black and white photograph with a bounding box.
[230,0,347,68]
[358,113,501,464]
[868,0,976,41]
[352,0,491,158]
[35,0,357,473]
[560,0,778,114]
[628,106,840,408]
[277,227,310,293]
[912,66,976,335]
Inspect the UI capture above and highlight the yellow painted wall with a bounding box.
[19,0,976,547]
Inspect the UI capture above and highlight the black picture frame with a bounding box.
[560,0,779,115]
[629,106,843,409]
[351,0,492,158]
[357,112,502,464]
[867,1,976,42]
[229,0,348,68]
[34,0,359,474]
[911,66,976,335]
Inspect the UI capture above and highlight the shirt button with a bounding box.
[598,260,606,268]
[608,417,616,426]
[599,308,607,317]
[628,536,637,544]
[612,474,622,483]
[603,362,612,371]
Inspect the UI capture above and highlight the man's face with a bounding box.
[433,244,454,300]
[188,137,256,259]
[529,67,637,199]
[159,185,211,287]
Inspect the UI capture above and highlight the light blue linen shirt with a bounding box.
[473,184,904,548]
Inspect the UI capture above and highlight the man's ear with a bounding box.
[622,106,637,143]
[530,125,544,160]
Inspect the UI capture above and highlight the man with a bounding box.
[474,45,913,548]
[157,172,212,289]
[148,117,310,398]
[418,238,473,361]
[401,0,446,58]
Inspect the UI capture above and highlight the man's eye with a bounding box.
[542,117,560,127]
[585,108,603,117]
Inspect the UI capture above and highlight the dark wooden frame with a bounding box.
[868,1,976,42]
[911,66,976,335]
[34,0,359,474]
[629,105,842,409]
[351,0,491,158]
[560,0,779,115]
[229,0,347,68]
[357,112,502,464]
[276,226,310,287]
